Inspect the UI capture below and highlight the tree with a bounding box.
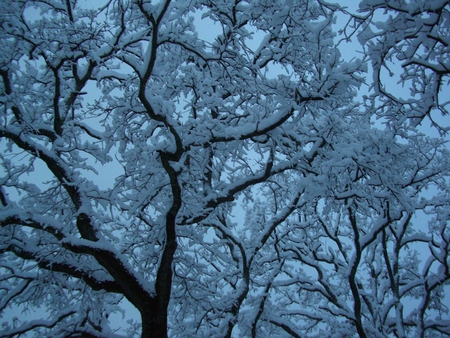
[0,0,449,337]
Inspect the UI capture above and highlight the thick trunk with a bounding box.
[139,228,177,338]
[141,302,168,338]
[140,246,175,338]
[138,149,180,338]
[140,155,180,337]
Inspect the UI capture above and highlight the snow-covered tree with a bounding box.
[0,0,449,337]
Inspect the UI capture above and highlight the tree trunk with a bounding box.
[140,238,177,338]
[141,303,168,338]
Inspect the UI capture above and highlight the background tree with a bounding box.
[0,0,449,337]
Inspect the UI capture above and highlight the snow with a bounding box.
[1,0,450,336]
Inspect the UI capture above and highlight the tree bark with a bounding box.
[141,299,167,338]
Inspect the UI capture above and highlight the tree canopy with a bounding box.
[1,0,449,337]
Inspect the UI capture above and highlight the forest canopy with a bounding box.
[0,0,449,337]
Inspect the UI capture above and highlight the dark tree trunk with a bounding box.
[140,154,180,337]
[141,302,168,338]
